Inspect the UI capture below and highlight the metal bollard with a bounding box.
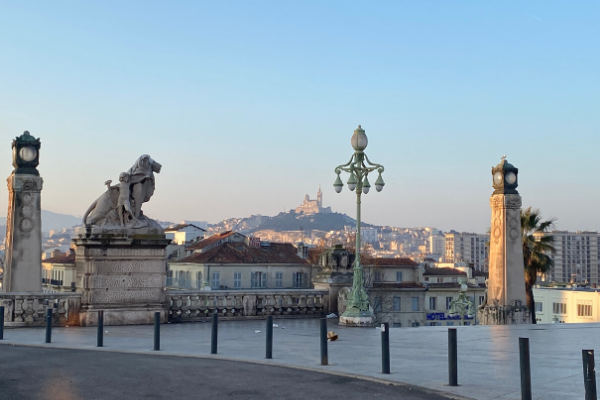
[97,310,104,347]
[519,337,532,400]
[266,315,273,359]
[320,318,328,365]
[153,312,160,351]
[0,305,4,340]
[211,312,218,354]
[381,322,390,374]
[45,308,52,343]
[448,328,458,386]
[583,350,597,400]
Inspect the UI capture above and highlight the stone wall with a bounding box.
[167,289,329,322]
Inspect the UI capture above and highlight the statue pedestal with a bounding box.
[339,310,373,327]
[478,301,530,325]
[312,271,353,317]
[73,232,170,326]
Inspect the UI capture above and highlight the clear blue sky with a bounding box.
[1,1,598,232]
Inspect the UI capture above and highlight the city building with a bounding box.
[366,259,486,327]
[428,234,446,262]
[444,232,489,271]
[168,241,310,290]
[538,231,600,285]
[184,231,246,257]
[533,286,600,324]
[41,249,76,293]
[165,223,206,245]
[294,186,332,215]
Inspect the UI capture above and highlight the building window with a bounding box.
[196,272,203,288]
[446,297,453,310]
[429,297,436,311]
[374,297,382,312]
[393,297,401,311]
[553,302,567,315]
[292,272,303,288]
[392,323,401,328]
[534,302,543,313]
[252,272,267,288]
[428,322,438,326]
[275,272,283,288]
[577,300,592,318]
[233,272,242,289]
[211,272,220,289]
[447,322,454,326]
[396,272,403,282]
[374,271,383,282]
[411,322,420,327]
[411,297,419,311]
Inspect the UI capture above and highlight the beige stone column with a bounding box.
[2,174,43,292]
[487,194,527,306]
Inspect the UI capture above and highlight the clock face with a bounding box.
[505,171,517,185]
[493,171,503,185]
[19,146,37,162]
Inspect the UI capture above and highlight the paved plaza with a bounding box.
[0,319,596,400]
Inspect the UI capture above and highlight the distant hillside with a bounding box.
[0,210,81,233]
[209,211,373,234]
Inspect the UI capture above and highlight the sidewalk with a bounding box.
[1,319,595,400]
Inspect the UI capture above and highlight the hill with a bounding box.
[0,210,81,234]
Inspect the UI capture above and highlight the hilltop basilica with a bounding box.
[294,186,332,215]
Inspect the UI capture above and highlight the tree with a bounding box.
[521,207,556,324]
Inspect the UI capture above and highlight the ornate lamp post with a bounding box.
[448,279,476,326]
[333,125,385,326]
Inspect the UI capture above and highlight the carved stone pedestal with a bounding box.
[478,300,530,325]
[312,271,353,316]
[73,232,170,326]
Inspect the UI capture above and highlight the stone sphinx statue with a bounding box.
[82,155,163,234]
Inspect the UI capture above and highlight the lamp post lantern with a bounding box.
[334,125,385,327]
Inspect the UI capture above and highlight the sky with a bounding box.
[0,1,598,233]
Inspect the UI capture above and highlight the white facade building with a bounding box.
[533,286,600,324]
[428,234,446,261]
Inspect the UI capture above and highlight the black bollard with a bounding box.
[381,323,390,374]
[45,308,52,343]
[519,337,532,400]
[320,318,328,365]
[97,310,104,347]
[153,312,160,351]
[583,350,597,400]
[448,328,458,386]
[266,315,273,359]
[0,305,4,340]
[211,312,218,354]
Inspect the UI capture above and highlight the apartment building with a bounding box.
[444,232,489,271]
[540,231,600,284]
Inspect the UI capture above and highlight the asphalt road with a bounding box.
[0,346,453,400]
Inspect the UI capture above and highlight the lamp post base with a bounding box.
[339,310,374,327]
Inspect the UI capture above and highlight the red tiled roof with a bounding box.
[365,258,419,267]
[166,223,206,232]
[185,231,243,251]
[372,282,426,289]
[423,267,467,276]
[175,242,307,265]
[42,253,75,264]
[426,282,481,289]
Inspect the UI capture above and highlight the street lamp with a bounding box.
[334,125,385,326]
[448,279,476,326]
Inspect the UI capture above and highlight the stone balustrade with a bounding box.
[0,292,82,327]
[167,289,329,322]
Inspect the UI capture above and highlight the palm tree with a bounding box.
[521,207,556,324]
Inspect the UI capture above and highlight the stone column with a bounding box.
[73,233,171,326]
[3,174,43,292]
[479,157,530,325]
